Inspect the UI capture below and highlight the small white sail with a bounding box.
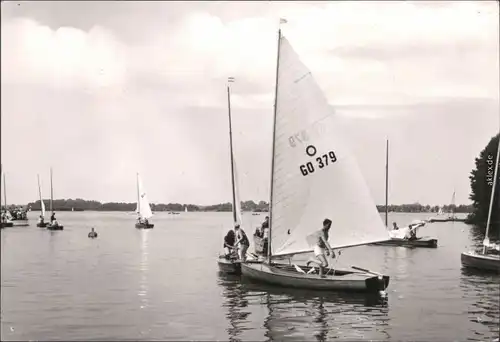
[185,206,188,212]
[41,200,46,217]
[137,174,153,220]
[270,35,389,257]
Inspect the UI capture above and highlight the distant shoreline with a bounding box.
[5,198,473,214]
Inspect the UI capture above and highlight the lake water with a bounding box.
[1,211,498,341]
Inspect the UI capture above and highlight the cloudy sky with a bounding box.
[1,1,499,206]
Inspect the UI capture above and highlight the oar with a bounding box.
[351,266,383,277]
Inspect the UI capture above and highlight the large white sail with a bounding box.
[270,35,390,257]
[137,174,153,220]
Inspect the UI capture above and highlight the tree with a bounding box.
[467,133,499,235]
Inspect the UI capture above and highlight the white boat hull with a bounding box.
[241,261,389,293]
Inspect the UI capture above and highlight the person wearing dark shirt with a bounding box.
[223,230,236,258]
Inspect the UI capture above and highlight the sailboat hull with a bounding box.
[36,222,48,228]
[135,223,154,229]
[217,256,241,275]
[429,217,466,223]
[372,237,438,248]
[241,261,389,293]
[461,251,500,273]
[46,224,64,230]
[1,222,14,228]
[12,220,29,226]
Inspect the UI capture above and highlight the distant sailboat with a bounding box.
[185,206,188,213]
[0,165,13,228]
[135,173,154,229]
[36,174,48,227]
[46,167,64,230]
[372,139,437,248]
[429,190,466,223]
[240,25,390,293]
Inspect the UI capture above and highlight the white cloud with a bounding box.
[1,18,128,89]
[1,1,498,205]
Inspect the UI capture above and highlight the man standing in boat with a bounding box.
[50,212,56,224]
[306,218,335,278]
[234,224,250,262]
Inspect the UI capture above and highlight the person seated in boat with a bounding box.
[234,224,250,262]
[223,229,237,259]
[88,228,98,238]
[38,215,45,225]
[50,212,56,223]
[144,219,149,226]
[306,218,335,278]
[392,222,399,230]
[408,224,417,240]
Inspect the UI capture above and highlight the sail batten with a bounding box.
[269,35,389,256]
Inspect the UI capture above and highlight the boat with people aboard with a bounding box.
[46,168,64,231]
[240,22,391,294]
[135,173,154,229]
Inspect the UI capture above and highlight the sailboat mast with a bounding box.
[37,174,43,215]
[227,82,238,225]
[385,139,389,227]
[451,189,456,217]
[482,136,500,254]
[268,27,282,263]
[136,173,141,216]
[50,167,53,213]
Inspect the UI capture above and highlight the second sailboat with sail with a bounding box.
[217,77,245,275]
[36,174,48,227]
[135,173,154,229]
[46,168,64,230]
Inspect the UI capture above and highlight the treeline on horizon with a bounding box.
[14,199,473,213]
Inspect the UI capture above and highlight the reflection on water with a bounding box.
[460,268,500,339]
[218,273,390,342]
[138,230,149,310]
[217,274,250,342]
[2,212,500,341]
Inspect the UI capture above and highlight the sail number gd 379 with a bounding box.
[299,144,337,176]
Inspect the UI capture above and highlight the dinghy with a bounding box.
[217,77,246,275]
[36,174,48,228]
[461,135,500,273]
[46,168,64,230]
[371,140,437,248]
[240,24,391,294]
[135,173,154,229]
[428,191,466,222]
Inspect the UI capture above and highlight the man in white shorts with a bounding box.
[306,218,335,277]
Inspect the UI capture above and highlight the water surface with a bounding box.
[1,211,498,341]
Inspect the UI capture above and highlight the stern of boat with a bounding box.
[365,275,390,293]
